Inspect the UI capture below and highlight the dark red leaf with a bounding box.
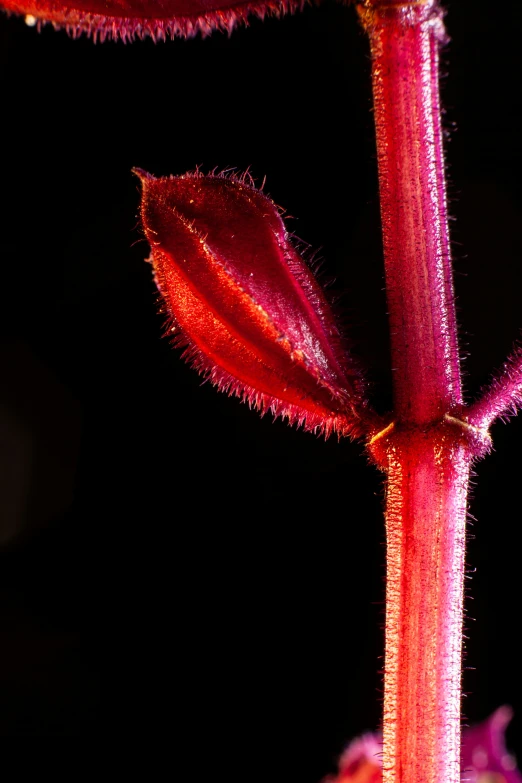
[134,168,373,438]
[1,0,303,41]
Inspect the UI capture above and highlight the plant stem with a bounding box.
[380,427,471,783]
[357,1,487,781]
[467,344,522,428]
[359,0,461,423]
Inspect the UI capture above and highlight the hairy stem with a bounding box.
[358,1,479,781]
[381,427,471,783]
[467,343,522,428]
[360,0,461,424]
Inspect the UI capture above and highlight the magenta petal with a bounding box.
[461,707,522,783]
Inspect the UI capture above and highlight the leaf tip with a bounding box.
[132,167,154,185]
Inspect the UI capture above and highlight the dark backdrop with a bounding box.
[1,0,521,767]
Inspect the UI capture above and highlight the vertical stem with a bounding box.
[358,2,481,782]
[383,431,471,783]
[360,0,462,424]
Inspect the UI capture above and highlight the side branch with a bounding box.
[467,342,522,429]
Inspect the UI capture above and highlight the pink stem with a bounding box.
[358,2,488,781]
[380,427,471,783]
[359,0,462,424]
[467,344,522,428]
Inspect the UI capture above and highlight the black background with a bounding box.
[1,0,521,767]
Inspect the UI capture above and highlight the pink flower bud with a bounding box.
[1,0,303,41]
[332,734,382,783]
[134,169,372,439]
